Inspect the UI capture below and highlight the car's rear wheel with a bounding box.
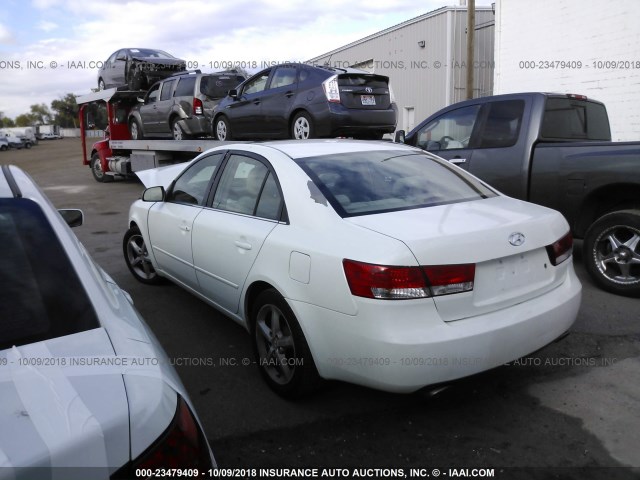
[214,116,232,141]
[129,120,143,140]
[123,226,163,285]
[172,118,190,140]
[252,289,319,398]
[583,209,640,297]
[291,112,313,140]
[90,152,112,183]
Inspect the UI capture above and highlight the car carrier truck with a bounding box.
[77,88,229,183]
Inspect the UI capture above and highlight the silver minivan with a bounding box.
[128,70,245,140]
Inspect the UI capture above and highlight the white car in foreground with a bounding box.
[0,165,215,478]
[125,140,582,397]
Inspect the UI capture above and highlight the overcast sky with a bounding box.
[0,0,493,120]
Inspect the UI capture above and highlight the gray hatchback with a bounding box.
[128,70,245,140]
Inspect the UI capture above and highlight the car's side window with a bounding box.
[107,51,118,64]
[146,83,160,104]
[212,155,281,218]
[167,153,224,205]
[269,67,297,89]
[416,105,481,151]
[476,100,525,148]
[175,76,196,97]
[243,71,271,95]
[160,80,176,101]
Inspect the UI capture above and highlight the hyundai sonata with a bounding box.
[124,140,581,397]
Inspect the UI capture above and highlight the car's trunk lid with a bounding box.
[346,196,571,321]
[338,73,391,109]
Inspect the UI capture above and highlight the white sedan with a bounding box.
[0,165,214,477]
[125,140,582,397]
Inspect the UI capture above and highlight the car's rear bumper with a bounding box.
[311,102,397,137]
[289,263,581,393]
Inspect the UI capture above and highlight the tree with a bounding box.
[29,103,53,125]
[0,112,15,128]
[15,113,36,127]
[51,94,79,128]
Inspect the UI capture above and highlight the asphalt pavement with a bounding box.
[4,138,639,480]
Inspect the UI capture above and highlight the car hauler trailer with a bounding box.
[77,88,227,183]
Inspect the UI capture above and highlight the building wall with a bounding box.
[494,0,640,141]
[308,7,494,132]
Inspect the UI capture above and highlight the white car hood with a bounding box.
[136,162,193,189]
[0,328,129,478]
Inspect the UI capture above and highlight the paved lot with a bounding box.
[4,139,640,479]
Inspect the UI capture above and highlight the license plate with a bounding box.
[361,95,376,106]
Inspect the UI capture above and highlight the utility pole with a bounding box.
[466,0,475,99]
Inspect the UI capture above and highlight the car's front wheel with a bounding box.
[123,226,163,285]
[90,153,112,183]
[129,119,143,140]
[214,117,232,141]
[252,289,319,398]
[583,209,640,297]
[98,78,106,90]
[291,112,313,140]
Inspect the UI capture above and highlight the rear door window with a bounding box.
[174,76,196,97]
[0,199,100,350]
[476,100,524,148]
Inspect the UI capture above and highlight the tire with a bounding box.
[123,226,163,285]
[583,209,640,297]
[129,119,143,140]
[171,118,190,140]
[0,145,7,151]
[251,289,320,398]
[98,78,106,91]
[24,142,32,149]
[90,152,112,183]
[291,112,314,140]
[214,116,232,141]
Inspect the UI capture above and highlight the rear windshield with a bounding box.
[0,199,99,351]
[200,75,245,99]
[541,98,611,141]
[295,150,496,217]
[338,74,388,88]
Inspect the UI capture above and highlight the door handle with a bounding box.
[253,99,261,105]
[179,225,191,232]
[450,158,467,164]
[285,92,294,98]
[234,241,252,251]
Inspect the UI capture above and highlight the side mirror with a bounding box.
[58,209,84,228]
[394,130,406,143]
[142,186,165,202]
[425,140,442,151]
[229,89,239,99]
[137,97,144,103]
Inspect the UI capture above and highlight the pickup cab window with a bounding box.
[477,100,524,148]
[541,98,611,140]
[416,105,480,151]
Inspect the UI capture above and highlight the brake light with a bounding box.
[343,260,475,299]
[133,396,212,470]
[546,232,573,266]
[193,98,203,115]
[423,264,475,296]
[566,94,587,101]
[322,75,341,103]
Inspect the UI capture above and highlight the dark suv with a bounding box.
[213,63,397,140]
[128,70,246,140]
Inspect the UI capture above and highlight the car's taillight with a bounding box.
[546,232,573,266]
[343,259,475,299]
[193,98,203,115]
[322,75,341,103]
[133,396,212,471]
